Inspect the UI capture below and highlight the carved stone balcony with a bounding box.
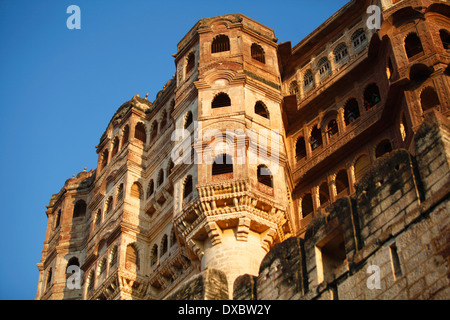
[173,178,290,263]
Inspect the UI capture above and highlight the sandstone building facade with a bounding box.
[36,0,450,300]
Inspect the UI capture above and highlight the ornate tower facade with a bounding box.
[171,14,292,293]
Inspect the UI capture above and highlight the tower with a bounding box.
[171,14,293,293]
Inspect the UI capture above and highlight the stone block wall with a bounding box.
[232,110,450,300]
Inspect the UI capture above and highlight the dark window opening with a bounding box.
[364,84,381,110]
[251,43,265,64]
[212,93,231,108]
[405,33,424,59]
[375,139,393,158]
[135,123,147,144]
[310,126,323,151]
[344,99,360,125]
[420,87,440,112]
[319,182,330,208]
[212,35,230,53]
[160,235,168,257]
[150,121,158,142]
[157,169,164,187]
[184,112,193,129]
[122,125,129,147]
[73,200,87,218]
[440,30,450,50]
[255,101,269,119]
[257,165,273,188]
[183,176,193,199]
[147,180,154,198]
[212,154,233,176]
[327,119,339,138]
[55,209,61,228]
[301,193,314,218]
[101,149,109,170]
[296,137,307,160]
[186,52,195,74]
[335,170,349,197]
[151,245,158,266]
[111,137,119,158]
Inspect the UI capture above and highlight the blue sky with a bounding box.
[0,0,349,300]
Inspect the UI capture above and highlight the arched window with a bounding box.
[67,257,80,272]
[151,245,158,266]
[375,139,393,158]
[73,200,87,218]
[301,193,314,218]
[352,28,367,51]
[170,229,176,247]
[160,235,168,257]
[212,92,231,108]
[354,155,371,183]
[335,169,349,197]
[255,101,269,119]
[440,30,450,50]
[131,182,143,200]
[46,268,53,289]
[257,165,273,188]
[87,270,95,292]
[116,184,124,202]
[94,209,101,228]
[251,43,265,64]
[334,43,349,64]
[167,160,174,178]
[318,57,331,79]
[160,110,168,129]
[295,137,307,161]
[319,182,330,208]
[111,137,119,158]
[109,246,118,268]
[55,209,61,229]
[98,258,107,277]
[405,33,423,59]
[147,180,154,198]
[183,175,193,199]
[344,98,360,125]
[364,83,381,110]
[121,125,129,148]
[212,34,230,53]
[101,149,109,171]
[310,126,323,151]
[126,244,139,270]
[420,87,440,112]
[289,81,299,95]
[327,119,339,138]
[186,52,195,74]
[157,169,165,187]
[304,69,315,91]
[150,121,158,142]
[212,154,233,176]
[105,196,113,214]
[135,123,146,144]
[184,111,193,129]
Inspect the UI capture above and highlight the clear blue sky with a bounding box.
[0,0,349,300]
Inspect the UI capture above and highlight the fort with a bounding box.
[36,0,450,300]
